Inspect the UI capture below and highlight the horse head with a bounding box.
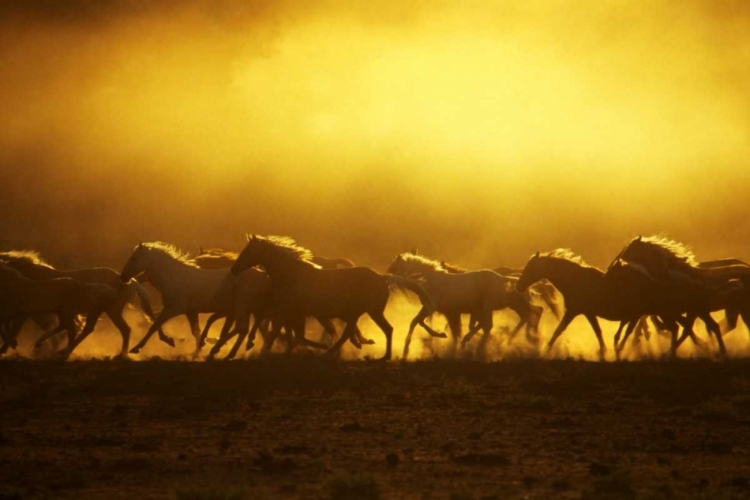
[516,251,542,292]
[386,254,408,276]
[232,234,263,276]
[120,242,148,282]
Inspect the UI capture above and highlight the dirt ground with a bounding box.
[1,358,750,500]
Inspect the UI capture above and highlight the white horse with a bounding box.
[120,242,241,355]
[386,252,539,358]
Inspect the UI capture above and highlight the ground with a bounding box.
[1,358,750,499]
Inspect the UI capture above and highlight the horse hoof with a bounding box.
[363,339,376,345]
[205,337,219,345]
[436,332,448,339]
[129,347,141,354]
[245,342,254,351]
[164,338,176,348]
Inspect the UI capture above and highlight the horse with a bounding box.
[386,252,538,358]
[196,246,355,271]
[194,246,374,355]
[613,235,750,346]
[0,262,118,357]
[604,259,742,358]
[0,250,161,358]
[516,249,643,359]
[440,259,562,321]
[230,235,434,361]
[120,242,279,356]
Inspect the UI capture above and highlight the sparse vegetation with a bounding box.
[0,359,749,498]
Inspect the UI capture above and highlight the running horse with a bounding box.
[194,246,375,355]
[0,250,161,358]
[0,262,117,357]
[604,258,742,358]
[613,235,750,351]
[387,252,543,357]
[230,235,434,360]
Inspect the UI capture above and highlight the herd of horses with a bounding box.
[0,234,748,361]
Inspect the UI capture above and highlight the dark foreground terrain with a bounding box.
[1,359,750,499]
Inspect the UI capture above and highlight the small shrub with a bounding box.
[328,473,381,500]
[174,488,246,500]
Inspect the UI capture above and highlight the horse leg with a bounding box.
[367,309,393,361]
[186,312,202,356]
[476,309,494,356]
[583,314,606,360]
[104,308,133,358]
[701,313,726,357]
[446,313,463,352]
[616,320,639,360]
[35,319,70,348]
[325,321,357,358]
[64,310,104,357]
[130,306,183,354]
[613,320,628,359]
[261,320,284,354]
[294,331,329,351]
[674,315,707,352]
[5,317,26,350]
[461,312,484,348]
[545,310,577,355]
[222,315,260,360]
[403,313,421,359]
[408,307,447,359]
[354,326,375,346]
[461,323,481,348]
[198,313,224,350]
[508,317,527,344]
[416,310,448,338]
[206,315,238,360]
[721,306,739,336]
[253,318,272,351]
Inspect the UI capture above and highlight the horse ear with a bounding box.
[245,233,251,242]
[411,247,419,255]
[534,250,540,258]
[637,235,642,241]
[138,242,143,249]
[252,234,258,241]
[199,245,204,254]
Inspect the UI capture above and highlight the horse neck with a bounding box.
[261,252,310,286]
[144,253,193,291]
[541,259,602,295]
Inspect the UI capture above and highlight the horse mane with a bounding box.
[440,260,468,273]
[541,248,592,267]
[252,235,315,262]
[198,247,239,259]
[0,250,55,269]
[140,242,199,268]
[628,234,697,267]
[398,252,448,273]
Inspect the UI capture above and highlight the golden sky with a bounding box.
[1,0,749,269]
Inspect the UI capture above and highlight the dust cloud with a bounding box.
[1,1,749,359]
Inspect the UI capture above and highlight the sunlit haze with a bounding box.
[2,0,748,272]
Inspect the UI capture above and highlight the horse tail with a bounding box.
[127,280,158,321]
[535,282,562,319]
[385,275,435,311]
